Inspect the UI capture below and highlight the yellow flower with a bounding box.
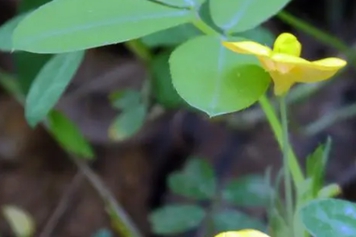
[215,229,270,237]
[222,33,347,96]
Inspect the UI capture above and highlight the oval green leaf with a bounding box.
[110,89,142,110]
[48,110,94,159]
[223,175,273,207]
[108,104,147,141]
[151,52,185,108]
[210,0,291,32]
[168,158,216,199]
[0,13,28,52]
[15,0,54,95]
[213,210,266,232]
[300,198,356,237]
[15,52,52,95]
[149,204,205,235]
[13,0,193,53]
[19,0,52,13]
[142,23,201,48]
[233,27,275,46]
[25,51,84,127]
[170,35,270,117]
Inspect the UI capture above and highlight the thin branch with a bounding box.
[39,172,84,237]
[72,158,143,237]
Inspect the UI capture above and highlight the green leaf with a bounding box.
[13,0,194,53]
[0,0,51,52]
[168,158,216,199]
[198,1,222,34]
[213,210,266,232]
[235,27,275,46]
[294,179,314,237]
[300,198,356,237]
[151,52,185,108]
[306,138,332,197]
[25,51,84,127]
[0,13,28,51]
[142,23,201,48]
[267,168,291,237]
[15,52,52,95]
[18,0,52,12]
[268,207,290,237]
[317,184,341,199]
[266,167,293,237]
[47,110,94,159]
[223,175,272,207]
[210,0,291,32]
[15,0,54,95]
[108,104,147,141]
[108,89,146,141]
[170,35,270,117]
[306,145,324,178]
[297,178,313,204]
[110,90,142,110]
[149,204,205,235]
[2,206,35,237]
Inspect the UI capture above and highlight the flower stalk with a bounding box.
[221,32,347,237]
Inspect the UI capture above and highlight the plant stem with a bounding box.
[280,95,294,232]
[258,94,304,187]
[73,158,143,237]
[192,15,220,36]
[125,40,153,63]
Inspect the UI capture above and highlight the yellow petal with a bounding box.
[222,41,271,56]
[223,33,347,96]
[215,230,270,237]
[269,71,296,96]
[269,53,308,75]
[311,57,347,69]
[270,54,346,83]
[273,32,302,56]
[271,54,346,70]
[257,55,296,73]
[271,53,310,65]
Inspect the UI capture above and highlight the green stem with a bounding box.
[125,39,153,63]
[280,96,294,232]
[192,18,219,36]
[258,94,304,187]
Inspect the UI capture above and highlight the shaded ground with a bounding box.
[1,0,356,236]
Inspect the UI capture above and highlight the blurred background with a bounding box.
[1,0,356,236]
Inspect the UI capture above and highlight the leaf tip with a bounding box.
[25,114,39,129]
